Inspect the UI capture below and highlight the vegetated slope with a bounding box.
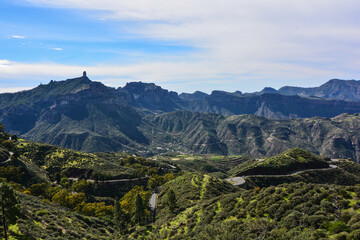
[3,123,360,239]
[14,192,116,240]
[0,76,151,152]
[13,139,178,197]
[232,148,329,176]
[145,173,238,233]
[245,166,360,189]
[225,149,360,189]
[0,145,9,162]
[16,140,138,180]
[151,111,360,162]
[152,153,251,179]
[0,126,179,239]
[141,181,360,240]
[0,122,175,201]
[277,79,360,101]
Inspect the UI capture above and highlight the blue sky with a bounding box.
[0,0,359,93]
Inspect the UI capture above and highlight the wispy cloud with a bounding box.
[7,0,360,92]
[52,48,63,51]
[0,87,32,93]
[0,60,11,67]
[11,35,26,39]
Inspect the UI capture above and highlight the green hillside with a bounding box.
[232,148,329,176]
[0,124,178,239]
[2,122,360,239]
[245,167,360,188]
[140,181,360,240]
[152,153,250,178]
[12,192,116,240]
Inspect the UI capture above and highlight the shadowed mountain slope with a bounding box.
[150,111,360,161]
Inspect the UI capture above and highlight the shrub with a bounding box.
[327,221,349,234]
[1,140,14,150]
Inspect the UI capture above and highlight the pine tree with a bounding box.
[0,182,20,240]
[167,189,178,214]
[132,194,145,225]
[114,197,126,233]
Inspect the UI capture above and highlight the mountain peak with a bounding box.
[122,81,180,111]
[260,87,277,94]
[179,91,208,100]
[32,74,94,97]
[65,74,91,84]
[322,78,360,86]
[123,81,158,93]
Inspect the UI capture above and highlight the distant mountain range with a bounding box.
[181,78,360,102]
[277,79,360,101]
[1,75,360,159]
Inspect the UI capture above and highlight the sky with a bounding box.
[0,0,359,94]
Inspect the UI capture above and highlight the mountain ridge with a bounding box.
[2,75,360,158]
[274,78,360,101]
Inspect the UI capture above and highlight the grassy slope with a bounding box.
[232,148,329,176]
[16,140,138,179]
[128,173,238,239]
[157,173,237,221]
[153,154,251,178]
[136,179,360,240]
[3,125,360,240]
[0,145,9,162]
[246,167,360,188]
[12,192,116,240]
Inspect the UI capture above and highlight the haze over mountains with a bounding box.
[1,74,360,160]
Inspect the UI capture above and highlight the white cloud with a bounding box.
[14,0,360,92]
[0,87,32,93]
[52,48,63,51]
[0,60,11,66]
[11,35,26,39]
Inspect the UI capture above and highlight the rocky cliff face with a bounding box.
[123,82,181,111]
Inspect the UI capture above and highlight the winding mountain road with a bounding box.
[225,176,245,186]
[68,175,149,183]
[3,151,13,163]
[150,192,157,210]
[244,165,338,178]
[226,165,338,186]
